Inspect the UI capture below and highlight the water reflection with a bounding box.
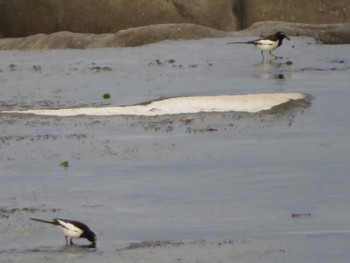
[254,60,292,80]
[255,60,285,68]
[258,73,285,80]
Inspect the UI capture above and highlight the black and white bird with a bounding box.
[227,31,290,61]
[31,218,97,246]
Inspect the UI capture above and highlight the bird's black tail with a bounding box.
[227,41,250,44]
[30,218,58,225]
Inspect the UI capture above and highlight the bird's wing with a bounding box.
[56,219,84,234]
[250,39,276,46]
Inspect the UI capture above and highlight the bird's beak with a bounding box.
[286,36,290,40]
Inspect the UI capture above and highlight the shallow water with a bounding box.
[0,36,350,262]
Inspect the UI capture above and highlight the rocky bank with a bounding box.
[0,22,349,50]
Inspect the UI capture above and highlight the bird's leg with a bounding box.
[65,236,69,245]
[260,51,265,62]
[269,51,279,59]
[70,238,74,245]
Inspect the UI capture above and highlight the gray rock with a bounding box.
[1,0,349,40]
[0,0,238,37]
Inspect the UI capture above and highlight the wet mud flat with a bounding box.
[0,239,289,263]
[1,37,350,262]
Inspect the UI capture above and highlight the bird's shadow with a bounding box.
[19,243,97,254]
[255,60,284,68]
[62,243,97,250]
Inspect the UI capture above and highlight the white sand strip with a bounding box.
[1,93,306,116]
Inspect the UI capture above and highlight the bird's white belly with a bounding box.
[61,227,83,238]
[254,39,279,52]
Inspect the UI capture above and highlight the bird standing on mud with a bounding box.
[31,218,97,246]
[227,31,290,61]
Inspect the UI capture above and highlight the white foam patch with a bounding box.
[2,93,305,116]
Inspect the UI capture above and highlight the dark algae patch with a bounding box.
[0,207,61,218]
[60,161,69,168]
